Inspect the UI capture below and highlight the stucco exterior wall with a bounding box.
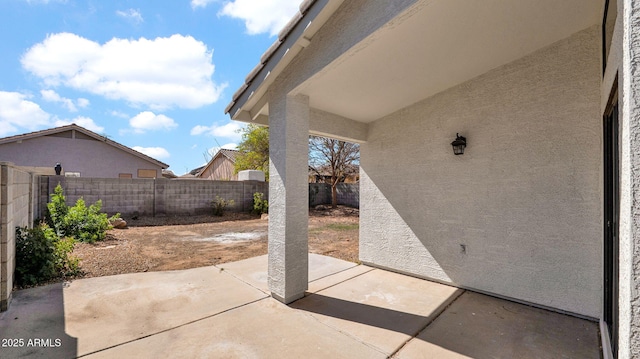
[360,26,602,318]
[0,135,162,179]
[620,0,640,357]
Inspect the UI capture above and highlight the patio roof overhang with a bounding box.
[226,0,602,127]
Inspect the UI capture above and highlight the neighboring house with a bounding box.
[197,148,240,181]
[179,165,206,178]
[0,124,168,178]
[226,1,638,357]
[162,169,178,179]
[309,164,359,183]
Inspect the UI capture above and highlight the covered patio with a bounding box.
[0,255,599,358]
[225,0,640,357]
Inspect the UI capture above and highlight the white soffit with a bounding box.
[301,0,602,123]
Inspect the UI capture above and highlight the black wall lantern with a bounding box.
[451,133,467,155]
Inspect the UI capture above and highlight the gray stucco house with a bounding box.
[0,124,168,178]
[225,0,639,357]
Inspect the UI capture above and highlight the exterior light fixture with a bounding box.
[54,163,62,175]
[451,133,467,155]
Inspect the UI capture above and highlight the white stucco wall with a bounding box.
[360,26,602,318]
[619,0,640,357]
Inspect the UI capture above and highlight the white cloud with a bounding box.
[0,91,51,135]
[110,110,129,119]
[219,0,301,36]
[129,111,177,133]
[190,121,242,139]
[40,89,88,112]
[133,146,170,159]
[76,98,90,108]
[116,9,144,24]
[22,33,226,109]
[191,0,216,9]
[54,116,104,133]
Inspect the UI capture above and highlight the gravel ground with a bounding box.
[71,206,359,279]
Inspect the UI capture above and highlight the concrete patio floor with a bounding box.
[0,254,600,358]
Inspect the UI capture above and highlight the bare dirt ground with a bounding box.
[73,206,359,278]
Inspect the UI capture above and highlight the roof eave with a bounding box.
[225,0,345,122]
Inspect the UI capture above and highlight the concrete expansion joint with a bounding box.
[298,304,387,356]
[313,264,375,285]
[215,265,270,296]
[74,296,269,358]
[387,289,467,358]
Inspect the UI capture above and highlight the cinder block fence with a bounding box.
[37,176,269,218]
[0,163,38,311]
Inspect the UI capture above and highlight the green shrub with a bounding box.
[15,223,79,286]
[252,192,268,215]
[54,236,80,277]
[212,196,234,216]
[63,198,111,243]
[15,225,56,286]
[46,184,115,243]
[46,184,68,237]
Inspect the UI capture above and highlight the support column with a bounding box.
[268,93,309,303]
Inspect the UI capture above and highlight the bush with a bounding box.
[46,184,68,237]
[212,196,234,216]
[46,184,116,243]
[54,236,80,277]
[252,192,268,215]
[15,225,56,286]
[63,198,112,243]
[15,223,79,286]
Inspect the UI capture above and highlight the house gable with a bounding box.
[0,124,168,178]
[198,149,240,180]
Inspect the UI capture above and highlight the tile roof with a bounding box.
[218,148,240,162]
[224,0,319,115]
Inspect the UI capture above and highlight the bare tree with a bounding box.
[309,136,360,208]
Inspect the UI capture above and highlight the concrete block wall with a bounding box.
[158,179,267,215]
[0,163,35,311]
[242,181,269,213]
[335,183,359,208]
[40,177,268,217]
[309,183,359,208]
[44,177,155,217]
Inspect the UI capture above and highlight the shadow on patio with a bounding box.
[0,283,77,358]
[0,254,600,358]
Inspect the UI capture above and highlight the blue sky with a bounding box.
[0,0,301,175]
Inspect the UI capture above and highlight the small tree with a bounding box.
[234,124,269,178]
[309,136,360,208]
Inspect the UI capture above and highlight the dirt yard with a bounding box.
[73,206,359,278]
